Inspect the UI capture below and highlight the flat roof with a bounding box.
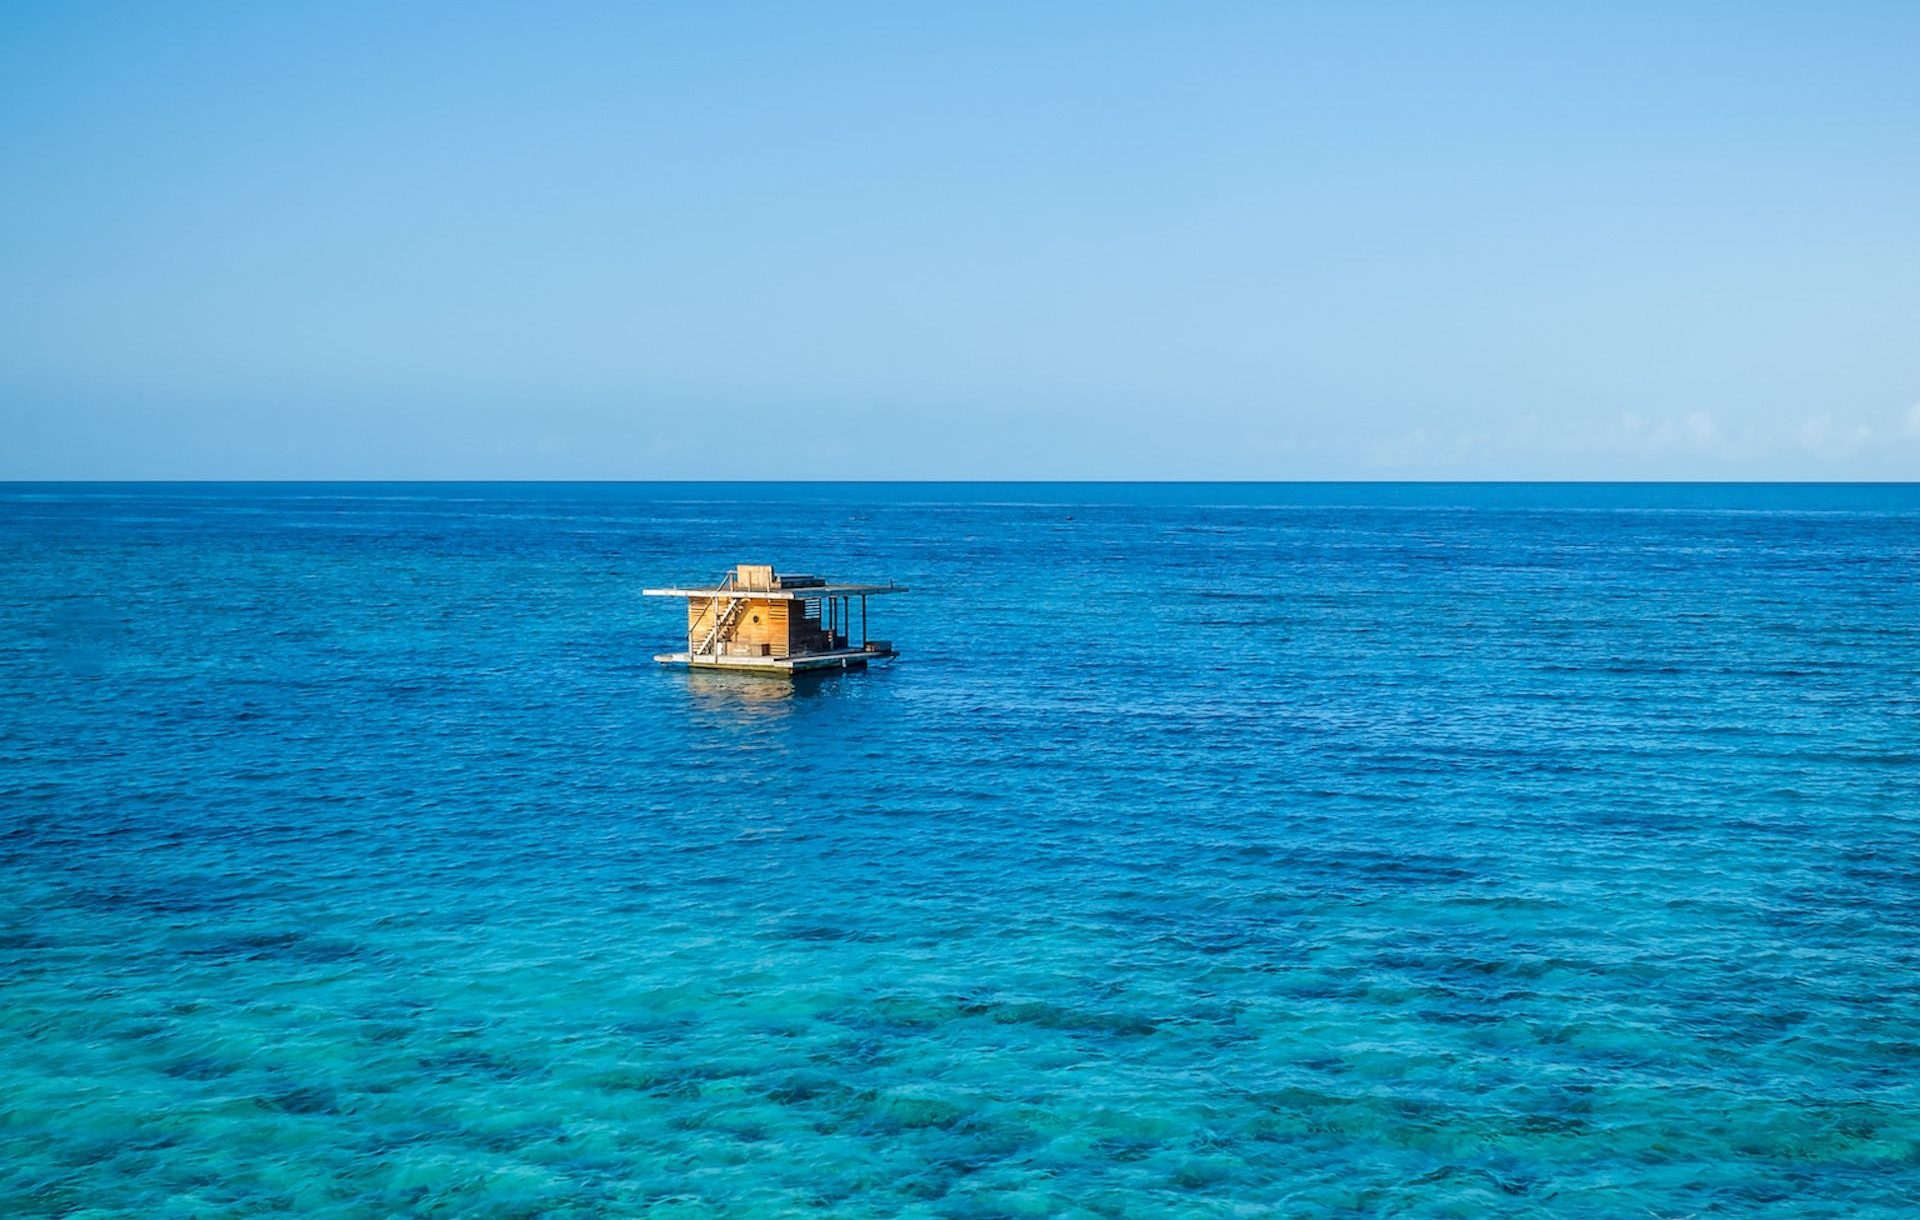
[643,582,905,600]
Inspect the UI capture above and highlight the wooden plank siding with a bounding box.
[686,596,791,658]
[786,598,835,655]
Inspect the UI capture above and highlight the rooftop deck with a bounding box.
[641,581,903,600]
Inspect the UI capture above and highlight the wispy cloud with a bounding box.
[1369,406,1919,474]
[1369,410,1757,471]
[1797,414,1875,461]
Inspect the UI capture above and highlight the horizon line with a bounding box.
[4,478,1918,488]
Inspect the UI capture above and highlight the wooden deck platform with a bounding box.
[653,645,898,675]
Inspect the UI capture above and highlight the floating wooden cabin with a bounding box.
[644,564,905,674]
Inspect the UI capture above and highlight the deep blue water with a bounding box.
[3,482,1918,1217]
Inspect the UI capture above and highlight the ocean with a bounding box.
[2,482,1916,1216]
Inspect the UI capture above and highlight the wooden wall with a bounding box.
[687,596,791,657]
[787,599,838,655]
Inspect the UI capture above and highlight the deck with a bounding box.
[653,645,898,674]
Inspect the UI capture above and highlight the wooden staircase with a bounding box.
[690,572,744,657]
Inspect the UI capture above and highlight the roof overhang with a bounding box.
[642,584,905,599]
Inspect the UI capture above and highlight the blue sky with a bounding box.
[3,2,1916,479]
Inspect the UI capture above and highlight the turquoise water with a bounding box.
[3,482,1918,1216]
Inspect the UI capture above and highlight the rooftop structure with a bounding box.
[644,564,905,674]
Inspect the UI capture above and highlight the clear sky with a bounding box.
[3,2,1917,479]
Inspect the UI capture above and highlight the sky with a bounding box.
[2,2,1917,480]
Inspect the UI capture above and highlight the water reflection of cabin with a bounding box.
[644,564,905,673]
